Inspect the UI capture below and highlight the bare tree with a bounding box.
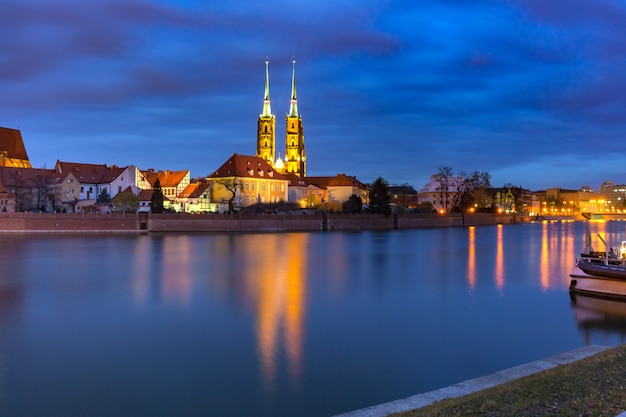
[214,178,243,214]
[453,171,492,226]
[33,172,51,212]
[434,166,453,213]
[7,171,28,211]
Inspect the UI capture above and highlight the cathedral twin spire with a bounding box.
[288,60,299,118]
[262,60,272,117]
[257,60,306,177]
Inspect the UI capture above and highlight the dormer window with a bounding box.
[247,169,254,176]
[268,171,273,178]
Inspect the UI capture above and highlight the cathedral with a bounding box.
[256,60,306,177]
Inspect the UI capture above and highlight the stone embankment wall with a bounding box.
[0,212,139,233]
[0,212,526,233]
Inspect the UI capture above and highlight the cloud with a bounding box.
[3,0,626,191]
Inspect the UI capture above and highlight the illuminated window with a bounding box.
[261,182,265,192]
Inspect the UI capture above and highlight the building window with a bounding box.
[81,186,84,192]
[261,182,265,192]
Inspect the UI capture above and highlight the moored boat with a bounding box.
[569,234,626,299]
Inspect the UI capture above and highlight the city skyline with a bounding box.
[2,0,626,191]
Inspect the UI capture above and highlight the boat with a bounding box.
[569,234,626,299]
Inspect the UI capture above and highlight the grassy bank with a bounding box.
[392,344,626,417]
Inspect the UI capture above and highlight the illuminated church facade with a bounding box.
[256,60,306,177]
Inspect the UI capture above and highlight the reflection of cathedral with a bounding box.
[256,61,306,177]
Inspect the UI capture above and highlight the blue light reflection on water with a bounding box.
[0,221,626,416]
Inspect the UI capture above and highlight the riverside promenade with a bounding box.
[333,345,624,417]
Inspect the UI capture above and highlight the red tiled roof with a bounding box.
[50,170,75,185]
[0,166,55,187]
[283,173,308,187]
[0,127,29,161]
[137,189,170,202]
[305,174,366,189]
[100,166,126,183]
[0,183,13,198]
[141,169,189,187]
[55,161,109,184]
[179,181,210,198]
[137,189,153,201]
[208,153,287,180]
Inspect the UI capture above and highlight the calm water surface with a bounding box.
[1,221,626,416]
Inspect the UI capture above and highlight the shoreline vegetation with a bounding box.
[392,344,626,417]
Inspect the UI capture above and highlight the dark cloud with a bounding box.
[3,0,626,190]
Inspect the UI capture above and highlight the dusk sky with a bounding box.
[2,0,626,191]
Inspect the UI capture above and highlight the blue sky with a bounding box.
[2,0,626,191]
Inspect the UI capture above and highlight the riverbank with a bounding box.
[0,211,529,233]
[334,344,626,417]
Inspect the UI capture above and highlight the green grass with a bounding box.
[391,345,626,417]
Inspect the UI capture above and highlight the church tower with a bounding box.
[285,60,306,177]
[257,60,276,166]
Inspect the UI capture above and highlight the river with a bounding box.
[1,220,625,416]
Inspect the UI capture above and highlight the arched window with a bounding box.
[291,141,295,147]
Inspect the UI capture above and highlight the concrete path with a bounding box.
[333,345,613,417]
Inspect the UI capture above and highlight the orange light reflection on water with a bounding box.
[161,236,193,305]
[243,234,307,385]
[539,221,549,291]
[132,236,152,305]
[467,227,476,291]
[495,225,504,290]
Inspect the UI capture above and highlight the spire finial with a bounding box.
[288,59,299,117]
